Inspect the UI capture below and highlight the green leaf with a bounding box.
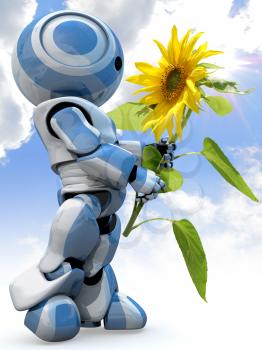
[142,145,162,171]
[198,62,223,70]
[201,138,258,202]
[172,219,207,301]
[200,78,252,95]
[158,168,183,192]
[204,95,233,116]
[198,86,206,98]
[107,102,151,131]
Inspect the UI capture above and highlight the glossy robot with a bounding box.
[9,10,174,342]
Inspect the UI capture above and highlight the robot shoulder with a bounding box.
[50,106,101,155]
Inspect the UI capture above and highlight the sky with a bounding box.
[0,0,262,349]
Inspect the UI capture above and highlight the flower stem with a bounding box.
[173,151,201,160]
[122,200,144,237]
[132,217,173,230]
[122,109,194,238]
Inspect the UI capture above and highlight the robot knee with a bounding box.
[84,214,121,277]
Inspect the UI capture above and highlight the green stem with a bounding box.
[122,200,144,237]
[123,108,194,238]
[173,151,201,160]
[156,155,165,172]
[132,217,173,231]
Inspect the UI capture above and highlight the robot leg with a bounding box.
[73,214,147,329]
[9,193,101,342]
[74,265,147,330]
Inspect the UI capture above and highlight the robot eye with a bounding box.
[114,56,122,71]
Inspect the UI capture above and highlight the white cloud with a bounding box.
[65,0,156,50]
[0,0,37,160]
[1,147,261,349]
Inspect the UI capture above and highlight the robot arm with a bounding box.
[50,106,138,189]
[78,146,165,195]
[117,140,145,162]
[50,106,101,155]
[77,143,137,189]
[51,106,165,193]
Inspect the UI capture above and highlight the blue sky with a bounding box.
[1,1,262,349]
[0,0,261,240]
[0,0,262,350]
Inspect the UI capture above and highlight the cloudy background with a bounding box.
[0,0,261,349]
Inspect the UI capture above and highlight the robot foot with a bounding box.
[24,295,80,342]
[104,292,147,330]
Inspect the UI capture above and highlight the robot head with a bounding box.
[12,10,124,106]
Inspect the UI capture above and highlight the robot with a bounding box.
[9,10,174,342]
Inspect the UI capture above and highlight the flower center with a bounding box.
[161,65,186,102]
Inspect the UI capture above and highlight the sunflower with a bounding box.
[127,25,223,140]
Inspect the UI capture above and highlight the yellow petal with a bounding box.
[139,91,163,105]
[183,32,204,60]
[180,28,192,48]
[173,102,185,139]
[167,117,175,140]
[183,88,200,113]
[142,112,156,130]
[185,79,201,99]
[153,39,169,61]
[177,28,192,64]
[142,103,169,130]
[158,56,169,69]
[164,108,175,139]
[185,42,208,71]
[142,102,177,141]
[135,62,163,76]
[152,117,168,141]
[133,86,160,95]
[189,67,207,82]
[127,74,161,86]
[153,104,176,140]
[171,25,180,63]
[167,25,179,63]
[198,50,223,61]
[188,45,223,70]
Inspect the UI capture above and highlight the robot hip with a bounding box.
[59,187,126,218]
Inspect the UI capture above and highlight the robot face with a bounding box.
[12,11,124,106]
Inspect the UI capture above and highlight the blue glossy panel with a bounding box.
[104,292,147,330]
[54,21,97,55]
[25,296,80,342]
[24,300,47,333]
[39,194,101,273]
[45,262,71,281]
[51,107,101,154]
[54,303,79,338]
[127,296,147,326]
[78,143,137,188]
[104,264,118,294]
[13,12,124,106]
[130,166,147,189]
[63,201,100,261]
[104,293,126,329]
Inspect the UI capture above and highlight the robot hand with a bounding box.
[151,137,176,169]
[130,167,165,204]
